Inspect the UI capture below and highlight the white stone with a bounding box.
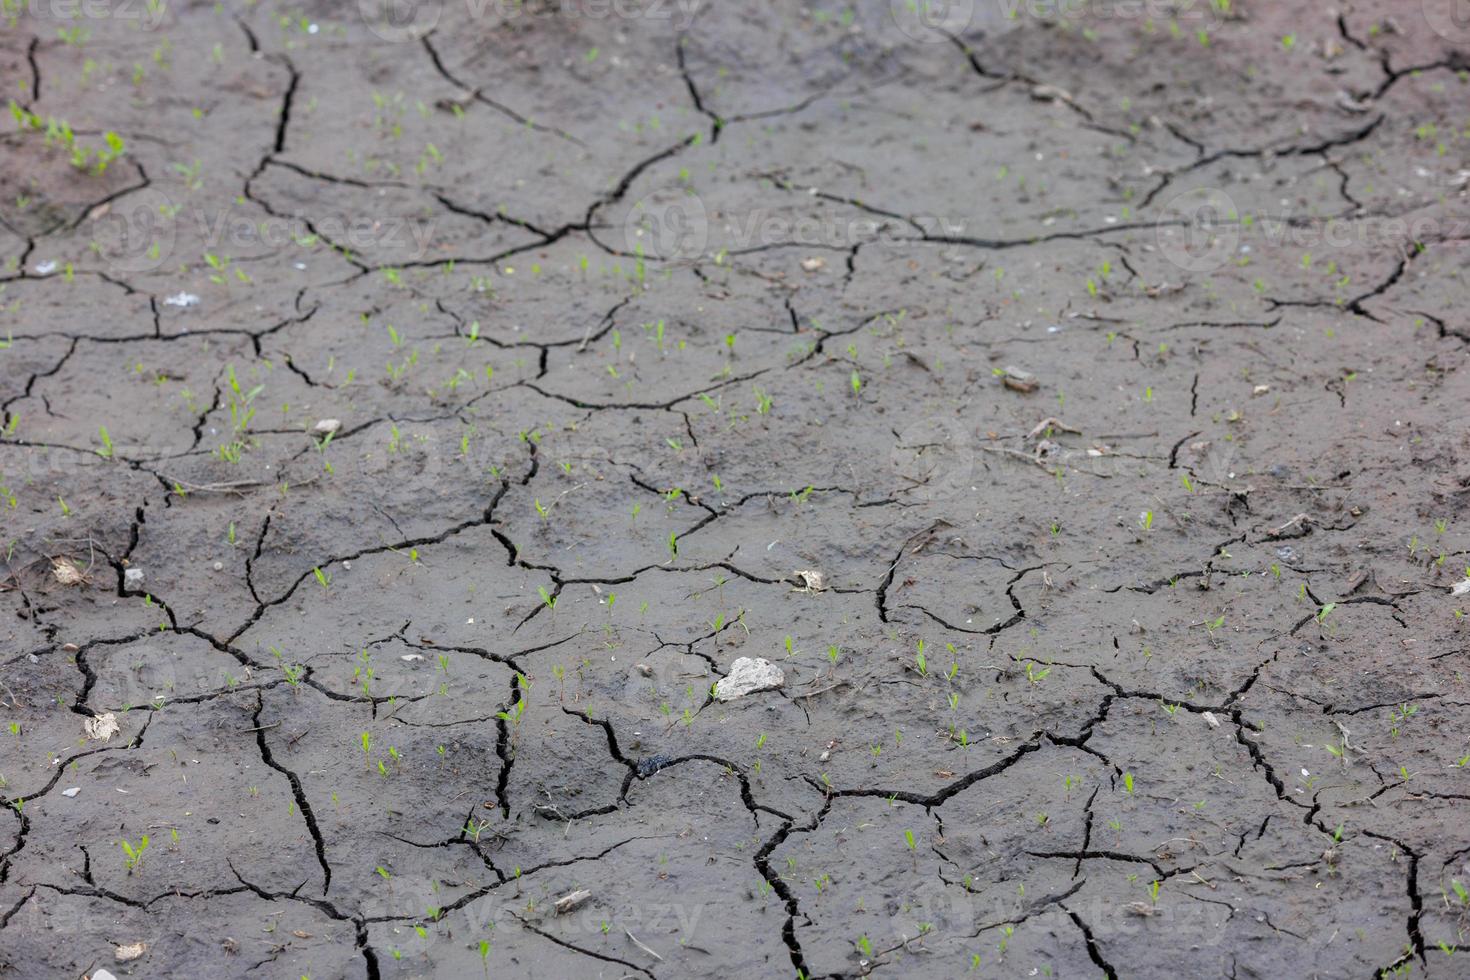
[714,657,785,701]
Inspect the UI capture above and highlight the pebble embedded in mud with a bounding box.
[1002,365,1039,392]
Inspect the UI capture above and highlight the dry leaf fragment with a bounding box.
[52,558,85,586]
[84,713,120,741]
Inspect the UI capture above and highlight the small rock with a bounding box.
[554,889,592,915]
[714,657,785,701]
[314,419,342,435]
[1001,366,1038,393]
[84,713,120,742]
[115,942,146,962]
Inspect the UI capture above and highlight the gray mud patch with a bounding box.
[2,1,1470,977]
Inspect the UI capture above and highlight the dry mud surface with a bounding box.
[3,1,1470,977]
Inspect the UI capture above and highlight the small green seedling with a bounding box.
[120,835,149,874]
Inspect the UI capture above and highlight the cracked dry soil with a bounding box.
[3,1,1470,977]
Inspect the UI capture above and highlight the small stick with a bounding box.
[624,928,664,962]
[1026,417,1082,440]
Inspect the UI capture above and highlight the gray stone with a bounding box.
[714,657,785,701]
